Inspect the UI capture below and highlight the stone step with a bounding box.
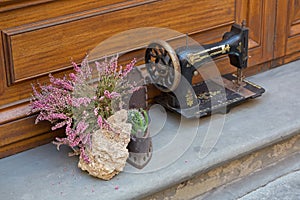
[179,139,300,200]
[195,153,300,200]
[239,169,300,200]
[1,60,300,200]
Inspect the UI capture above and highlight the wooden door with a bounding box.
[275,0,300,63]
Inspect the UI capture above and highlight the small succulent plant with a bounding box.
[127,109,149,137]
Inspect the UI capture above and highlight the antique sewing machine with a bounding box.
[145,22,265,118]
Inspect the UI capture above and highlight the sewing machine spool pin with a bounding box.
[145,22,265,118]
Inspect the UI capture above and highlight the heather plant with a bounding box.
[29,56,137,163]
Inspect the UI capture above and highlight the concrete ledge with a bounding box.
[1,60,300,200]
[239,169,300,200]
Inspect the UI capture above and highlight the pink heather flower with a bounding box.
[51,121,67,131]
[35,112,69,124]
[104,90,111,98]
[94,108,98,116]
[69,136,81,147]
[31,83,42,100]
[104,90,120,99]
[99,96,105,101]
[109,57,118,73]
[122,58,136,76]
[72,97,91,107]
[72,62,81,72]
[49,74,74,91]
[101,119,112,131]
[50,113,68,120]
[76,121,88,134]
[67,132,76,143]
[105,64,110,74]
[97,116,103,128]
[65,120,73,135]
[80,133,91,146]
[95,61,102,73]
[69,73,77,81]
[80,147,90,163]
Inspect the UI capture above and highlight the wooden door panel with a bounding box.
[291,0,300,25]
[237,0,276,67]
[0,117,50,147]
[247,0,263,47]
[0,0,125,21]
[287,0,300,55]
[4,0,234,85]
[275,0,300,60]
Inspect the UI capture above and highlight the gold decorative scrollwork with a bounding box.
[186,89,194,107]
[187,44,231,65]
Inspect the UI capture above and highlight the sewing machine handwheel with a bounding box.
[145,40,181,92]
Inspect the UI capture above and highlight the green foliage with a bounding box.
[127,109,149,136]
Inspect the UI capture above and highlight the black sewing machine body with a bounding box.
[145,22,265,118]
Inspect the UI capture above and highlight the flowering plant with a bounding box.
[29,57,137,163]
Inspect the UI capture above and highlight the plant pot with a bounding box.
[127,129,152,169]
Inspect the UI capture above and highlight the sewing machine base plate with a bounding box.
[155,73,265,118]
